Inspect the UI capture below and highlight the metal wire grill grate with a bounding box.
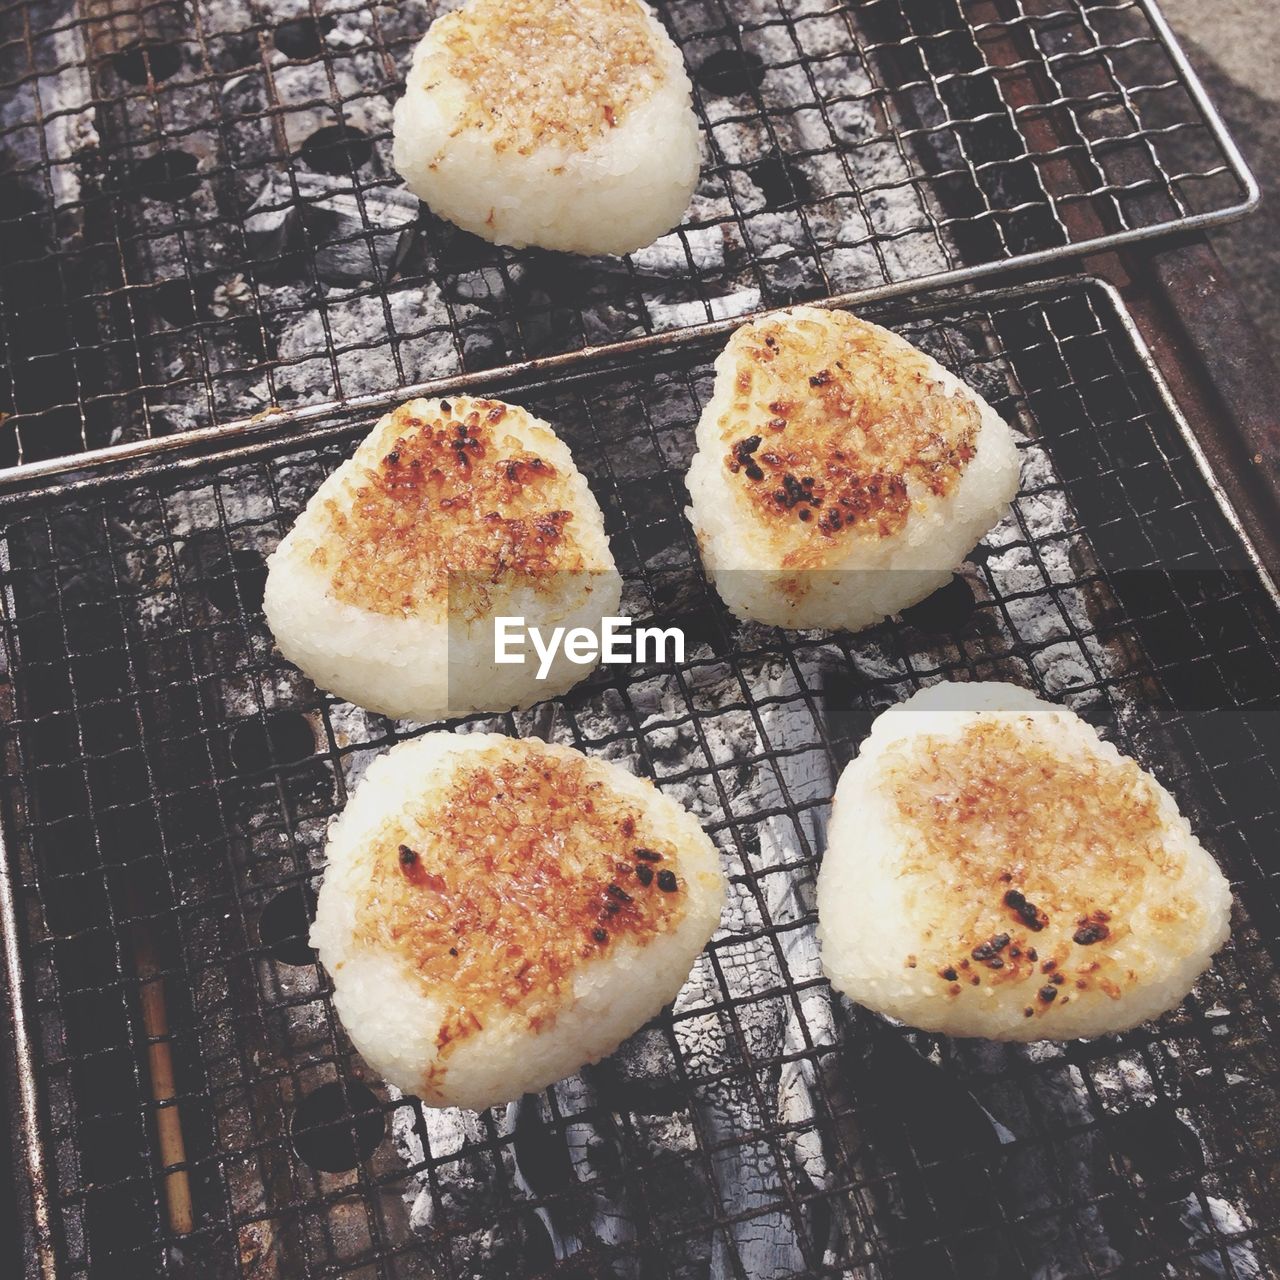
[1,277,1279,1279]
[0,0,1256,473]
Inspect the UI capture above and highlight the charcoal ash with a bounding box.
[0,7,105,460]
[646,287,763,332]
[696,13,956,297]
[220,53,394,182]
[367,0,439,50]
[594,224,730,281]
[396,1101,534,1277]
[435,260,528,309]
[244,170,419,284]
[0,1,98,235]
[264,280,458,405]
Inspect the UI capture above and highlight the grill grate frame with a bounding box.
[1,277,1279,1279]
[0,0,1257,478]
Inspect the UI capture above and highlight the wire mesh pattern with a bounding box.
[0,0,1255,471]
[1,278,1279,1279]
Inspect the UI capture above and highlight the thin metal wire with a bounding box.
[0,0,1259,482]
[0,278,1278,1279]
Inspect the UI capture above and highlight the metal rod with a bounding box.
[130,917,194,1238]
[0,822,58,1280]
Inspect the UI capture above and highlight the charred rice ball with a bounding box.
[263,396,620,722]
[685,307,1020,631]
[392,0,701,255]
[817,682,1232,1041]
[310,733,726,1108]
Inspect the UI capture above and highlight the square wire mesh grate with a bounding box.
[0,0,1256,473]
[2,277,1280,1280]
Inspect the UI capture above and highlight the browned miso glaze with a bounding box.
[881,718,1193,1018]
[425,0,665,155]
[354,744,686,1053]
[718,312,979,567]
[301,399,589,620]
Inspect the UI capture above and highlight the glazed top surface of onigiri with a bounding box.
[700,307,990,570]
[817,683,1232,1041]
[311,734,725,1107]
[415,0,676,157]
[285,395,612,625]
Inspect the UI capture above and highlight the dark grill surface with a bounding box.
[0,0,1255,470]
[1,277,1278,1279]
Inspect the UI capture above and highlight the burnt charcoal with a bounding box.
[748,151,814,211]
[258,883,317,965]
[696,48,766,98]
[220,54,392,176]
[298,123,374,175]
[901,573,977,633]
[274,16,335,60]
[111,40,183,86]
[593,1028,686,1114]
[1105,1105,1206,1202]
[243,188,295,264]
[130,149,202,202]
[513,1098,575,1196]
[291,1081,385,1172]
[228,710,316,774]
[244,172,418,284]
[202,546,270,615]
[615,225,727,280]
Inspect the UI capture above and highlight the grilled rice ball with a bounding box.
[685,307,1020,631]
[263,396,620,722]
[310,733,726,1109]
[817,682,1232,1041]
[392,0,701,255]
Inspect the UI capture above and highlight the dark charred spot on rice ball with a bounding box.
[720,312,981,562]
[1003,888,1048,931]
[970,933,1010,968]
[1074,911,1112,946]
